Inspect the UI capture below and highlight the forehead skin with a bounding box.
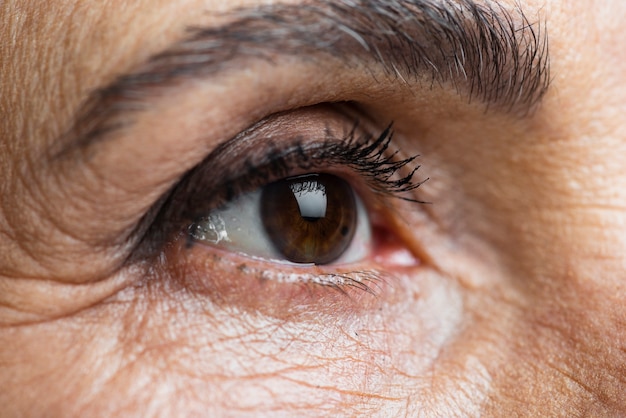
[0,0,623,166]
[1,0,625,416]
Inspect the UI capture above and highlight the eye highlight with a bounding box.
[190,173,371,265]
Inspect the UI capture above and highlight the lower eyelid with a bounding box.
[165,230,417,317]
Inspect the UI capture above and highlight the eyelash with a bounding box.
[137,116,426,287]
[177,121,426,221]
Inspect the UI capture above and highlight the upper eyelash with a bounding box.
[316,122,429,203]
[183,121,428,217]
[136,118,427,256]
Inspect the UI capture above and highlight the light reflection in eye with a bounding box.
[190,173,371,265]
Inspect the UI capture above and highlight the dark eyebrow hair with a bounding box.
[57,0,550,155]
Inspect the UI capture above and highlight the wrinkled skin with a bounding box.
[1,0,625,416]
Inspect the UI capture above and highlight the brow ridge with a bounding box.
[56,0,550,156]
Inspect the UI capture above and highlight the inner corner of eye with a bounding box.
[187,172,415,268]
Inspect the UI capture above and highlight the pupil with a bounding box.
[260,173,357,264]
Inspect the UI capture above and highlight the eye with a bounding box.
[189,173,371,265]
[151,108,425,297]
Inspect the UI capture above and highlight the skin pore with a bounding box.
[1,0,625,416]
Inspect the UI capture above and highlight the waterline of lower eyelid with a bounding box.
[257,268,384,293]
[230,261,389,297]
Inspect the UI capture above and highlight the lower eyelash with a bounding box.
[178,240,391,298]
[253,267,386,295]
[161,230,400,312]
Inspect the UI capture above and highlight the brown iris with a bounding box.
[260,173,357,264]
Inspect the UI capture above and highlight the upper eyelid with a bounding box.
[138,107,426,254]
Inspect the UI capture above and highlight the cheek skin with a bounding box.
[0,262,471,416]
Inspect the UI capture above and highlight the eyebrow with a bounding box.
[57,0,550,155]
